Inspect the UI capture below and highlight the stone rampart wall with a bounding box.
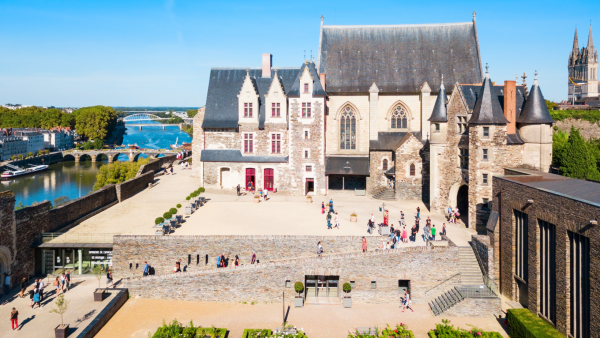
[116,171,154,202]
[112,235,387,278]
[48,185,117,230]
[123,247,459,304]
[470,235,493,278]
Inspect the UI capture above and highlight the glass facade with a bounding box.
[42,248,112,275]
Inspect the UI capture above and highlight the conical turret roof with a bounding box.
[468,64,509,125]
[516,72,555,124]
[428,76,448,122]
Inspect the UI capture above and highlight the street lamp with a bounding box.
[79,174,82,198]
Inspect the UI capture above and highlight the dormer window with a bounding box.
[302,103,311,118]
[483,127,490,138]
[244,103,253,118]
[304,83,309,93]
[271,103,280,118]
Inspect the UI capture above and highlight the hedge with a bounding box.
[427,331,502,338]
[242,329,272,338]
[427,319,502,338]
[507,309,564,338]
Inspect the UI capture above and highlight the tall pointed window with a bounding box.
[340,106,356,150]
[391,105,408,129]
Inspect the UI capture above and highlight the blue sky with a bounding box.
[0,0,598,107]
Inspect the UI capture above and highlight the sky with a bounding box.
[0,0,598,107]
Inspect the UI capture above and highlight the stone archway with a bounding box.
[0,246,12,287]
[456,185,469,226]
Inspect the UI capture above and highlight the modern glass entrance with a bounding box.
[305,275,339,298]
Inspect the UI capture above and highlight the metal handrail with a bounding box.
[483,274,499,296]
[425,272,461,294]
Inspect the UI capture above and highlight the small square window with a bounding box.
[434,123,440,131]
[371,281,377,289]
[483,127,489,138]
[285,280,291,288]
[306,165,312,172]
[482,149,488,161]
[350,281,355,289]
[482,173,488,185]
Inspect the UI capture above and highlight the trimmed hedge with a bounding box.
[507,309,564,338]
[428,331,502,338]
[428,319,502,338]
[151,320,227,338]
[242,329,272,338]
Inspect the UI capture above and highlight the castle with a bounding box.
[192,14,555,231]
[568,25,599,100]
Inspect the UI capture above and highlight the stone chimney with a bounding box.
[319,73,326,91]
[504,80,517,134]
[262,53,272,78]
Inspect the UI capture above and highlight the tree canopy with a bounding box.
[93,158,149,190]
[0,106,76,129]
[73,106,118,140]
[555,127,600,181]
[187,109,198,118]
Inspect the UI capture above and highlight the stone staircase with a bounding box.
[427,246,486,315]
[372,188,396,200]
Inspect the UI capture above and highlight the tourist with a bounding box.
[173,263,179,273]
[38,278,45,301]
[329,199,334,213]
[221,253,226,267]
[334,212,340,229]
[426,217,431,227]
[4,273,10,295]
[392,234,398,249]
[107,269,114,288]
[60,273,66,291]
[10,307,18,330]
[32,287,41,309]
[264,190,268,201]
[401,289,414,312]
[259,189,263,199]
[326,213,332,229]
[402,226,407,243]
[65,270,71,291]
[380,239,386,251]
[410,224,417,242]
[423,224,429,242]
[143,261,149,276]
[317,241,323,258]
[447,206,453,221]
[29,285,35,308]
[455,208,460,223]
[416,207,421,220]
[170,166,174,175]
[53,276,61,296]
[400,211,405,226]
[321,202,325,214]
[216,255,221,268]
[237,184,241,196]
[431,224,437,240]
[251,251,256,264]
[180,161,185,170]
[235,255,240,267]
[362,237,367,252]
[442,223,447,236]
[19,277,27,298]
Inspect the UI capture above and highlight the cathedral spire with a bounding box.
[588,24,594,55]
[573,28,579,55]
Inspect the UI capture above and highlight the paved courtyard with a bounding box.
[60,165,475,246]
[96,298,509,338]
[0,276,118,338]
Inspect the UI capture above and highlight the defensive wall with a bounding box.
[114,235,461,304]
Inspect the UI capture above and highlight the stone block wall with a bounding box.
[116,171,154,202]
[367,150,392,194]
[112,235,387,278]
[204,161,291,193]
[493,175,600,336]
[48,184,117,230]
[470,235,493,278]
[123,246,459,304]
[394,134,425,200]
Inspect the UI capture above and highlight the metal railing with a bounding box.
[41,232,120,244]
[456,284,498,298]
[425,273,461,294]
[483,274,499,296]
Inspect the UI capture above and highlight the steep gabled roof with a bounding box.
[318,21,482,93]
[369,131,423,150]
[516,74,555,124]
[287,61,327,97]
[428,79,448,122]
[468,68,509,125]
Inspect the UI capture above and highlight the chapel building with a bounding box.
[568,25,599,101]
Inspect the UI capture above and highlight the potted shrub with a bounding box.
[350,211,358,222]
[294,282,304,307]
[155,217,165,225]
[343,282,352,308]
[50,294,69,338]
[163,212,172,220]
[186,196,191,201]
[169,207,177,215]
[306,195,312,203]
[254,195,260,203]
[93,265,105,301]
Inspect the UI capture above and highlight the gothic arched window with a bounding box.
[409,163,416,176]
[391,105,408,129]
[382,159,388,171]
[340,106,356,150]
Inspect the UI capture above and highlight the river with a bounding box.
[1,122,192,208]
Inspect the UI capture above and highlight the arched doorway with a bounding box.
[457,185,469,226]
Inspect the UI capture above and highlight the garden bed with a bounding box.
[348,324,414,338]
[242,328,307,338]
[151,320,227,338]
[427,319,502,338]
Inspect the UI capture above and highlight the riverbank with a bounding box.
[0,151,64,172]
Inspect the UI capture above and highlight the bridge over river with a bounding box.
[63,150,178,163]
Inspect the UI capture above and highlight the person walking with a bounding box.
[334,212,340,229]
[317,241,323,258]
[236,184,240,196]
[416,207,421,220]
[53,277,61,296]
[4,273,10,295]
[38,278,45,302]
[447,206,453,221]
[431,224,437,240]
[264,190,267,201]
[19,278,27,298]
[234,255,240,267]
[10,307,18,330]
[326,213,332,229]
[410,224,417,242]
[29,285,35,308]
[106,269,114,288]
[328,199,334,213]
[321,202,325,214]
[402,226,407,243]
[65,270,71,291]
[170,166,174,175]
[442,223,447,236]
[251,251,256,264]
[32,287,41,309]
[401,289,414,312]
[423,224,430,242]
[60,273,66,291]
[143,261,149,276]
[362,237,367,252]
[400,211,405,226]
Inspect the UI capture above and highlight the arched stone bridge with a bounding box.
[63,150,177,163]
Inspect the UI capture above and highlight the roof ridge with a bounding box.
[323,22,472,29]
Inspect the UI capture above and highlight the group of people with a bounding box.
[179,160,191,170]
[366,207,448,247]
[446,206,461,224]
[322,200,340,229]
[217,252,257,268]
[52,271,71,296]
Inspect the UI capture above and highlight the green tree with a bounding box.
[93,138,105,150]
[49,294,69,327]
[560,127,600,180]
[552,129,569,167]
[545,100,558,111]
[187,109,198,118]
[93,158,150,190]
[74,106,118,140]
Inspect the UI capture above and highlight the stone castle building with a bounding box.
[568,25,599,100]
[192,14,555,231]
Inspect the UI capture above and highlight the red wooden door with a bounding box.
[245,168,255,190]
[264,169,274,191]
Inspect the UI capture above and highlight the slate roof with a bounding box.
[325,156,370,175]
[318,22,482,93]
[516,79,555,124]
[468,73,510,125]
[428,81,448,122]
[200,149,288,163]
[287,62,327,97]
[202,68,300,129]
[460,84,527,118]
[506,132,525,145]
[369,132,422,151]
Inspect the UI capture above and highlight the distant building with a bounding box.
[568,25,599,101]
[13,129,45,154]
[0,135,27,160]
[42,128,75,151]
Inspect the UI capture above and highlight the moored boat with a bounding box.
[1,164,49,180]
